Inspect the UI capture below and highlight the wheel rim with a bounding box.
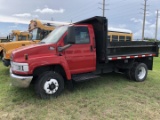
[138,67,146,80]
[43,79,59,94]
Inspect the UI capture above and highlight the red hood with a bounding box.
[12,43,57,62]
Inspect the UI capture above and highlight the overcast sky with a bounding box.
[0,0,160,40]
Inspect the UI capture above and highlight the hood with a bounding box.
[12,43,57,62]
[0,41,34,51]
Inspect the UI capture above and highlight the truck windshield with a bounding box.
[30,28,38,40]
[41,26,68,44]
[18,35,27,41]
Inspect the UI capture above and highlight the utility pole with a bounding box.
[155,10,159,41]
[99,0,109,17]
[142,0,148,41]
[103,0,105,17]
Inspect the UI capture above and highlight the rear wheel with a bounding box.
[130,63,148,82]
[35,71,64,99]
[125,69,132,80]
[125,62,138,80]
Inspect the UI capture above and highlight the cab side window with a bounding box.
[64,35,67,45]
[64,27,90,45]
[75,27,90,44]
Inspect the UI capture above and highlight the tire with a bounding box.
[130,63,148,82]
[125,62,138,80]
[125,69,132,80]
[35,71,64,99]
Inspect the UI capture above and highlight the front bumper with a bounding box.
[10,69,33,88]
[2,58,10,67]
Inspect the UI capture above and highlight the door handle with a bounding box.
[90,46,93,52]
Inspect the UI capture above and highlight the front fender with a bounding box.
[29,55,71,80]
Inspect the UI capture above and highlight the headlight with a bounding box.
[11,62,29,72]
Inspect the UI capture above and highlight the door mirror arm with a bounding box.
[58,44,72,52]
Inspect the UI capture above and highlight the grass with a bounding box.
[0,57,160,120]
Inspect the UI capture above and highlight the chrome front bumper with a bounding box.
[10,69,33,88]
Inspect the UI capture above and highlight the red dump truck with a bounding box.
[10,16,159,99]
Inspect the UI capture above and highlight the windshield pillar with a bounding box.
[30,28,38,40]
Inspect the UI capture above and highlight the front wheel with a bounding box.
[130,63,148,82]
[35,71,64,99]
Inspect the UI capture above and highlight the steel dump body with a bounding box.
[76,16,159,63]
[107,41,158,57]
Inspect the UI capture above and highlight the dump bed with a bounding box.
[75,16,159,63]
[107,41,159,57]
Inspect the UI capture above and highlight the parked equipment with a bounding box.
[0,30,30,60]
[108,27,133,42]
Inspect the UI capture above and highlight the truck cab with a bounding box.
[10,16,159,99]
[1,20,70,67]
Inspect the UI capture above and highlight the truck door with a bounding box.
[64,26,96,74]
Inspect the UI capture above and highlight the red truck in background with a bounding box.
[10,16,159,99]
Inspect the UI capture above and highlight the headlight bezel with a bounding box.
[11,62,29,72]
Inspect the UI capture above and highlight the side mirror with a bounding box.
[67,26,75,44]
